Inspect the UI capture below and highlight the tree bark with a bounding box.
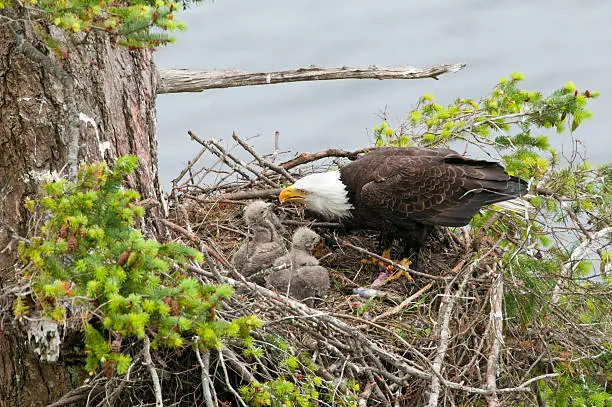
[0,9,160,405]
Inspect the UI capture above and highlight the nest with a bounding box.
[47,132,610,407]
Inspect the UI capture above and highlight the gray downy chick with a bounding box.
[231,201,284,284]
[267,227,330,306]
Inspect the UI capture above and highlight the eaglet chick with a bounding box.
[266,227,330,306]
[231,200,284,284]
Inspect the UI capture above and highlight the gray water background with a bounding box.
[154,0,611,190]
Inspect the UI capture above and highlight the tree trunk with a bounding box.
[0,10,160,405]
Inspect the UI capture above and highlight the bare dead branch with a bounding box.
[191,132,253,183]
[427,268,472,407]
[232,131,296,183]
[341,241,446,281]
[486,268,504,407]
[369,281,433,323]
[219,188,283,200]
[552,226,612,303]
[193,338,215,407]
[45,382,104,407]
[281,147,375,170]
[142,335,163,407]
[219,348,248,407]
[172,146,207,187]
[157,63,466,94]
[208,137,279,187]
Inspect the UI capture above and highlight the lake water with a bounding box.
[154,0,611,189]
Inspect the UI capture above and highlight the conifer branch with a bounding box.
[157,63,466,94]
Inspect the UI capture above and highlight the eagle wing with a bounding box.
[344,147,526,228]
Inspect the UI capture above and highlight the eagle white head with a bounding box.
[278,171,353,220]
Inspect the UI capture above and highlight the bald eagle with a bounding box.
[278,147,528,264]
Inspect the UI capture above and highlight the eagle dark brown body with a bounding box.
[279,146,528,266]
[339,147,528,253]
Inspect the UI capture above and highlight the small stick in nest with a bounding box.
[219,188,282,201]
[368,281,434,323]
[142,335,163,407]
[188,130,253,183]
[232,131,296,183]
[208,137,279,188]
[193,336,216,407]
[340,241,446,281]
[280,147,377,170]
[171,145,207,188]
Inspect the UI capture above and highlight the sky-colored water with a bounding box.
[154,0,611,189]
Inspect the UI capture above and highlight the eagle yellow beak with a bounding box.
[279,186,306,204]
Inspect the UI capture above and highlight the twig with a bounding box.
[369,281,433,323]
[209,136,279,187]
[485,267,504,407]
[219,188,283,201]
[281,147,375,170]
[552,226,612,303]
[427,268,472,407]
[232,131,296,183]
[193,337,215,407]
[99,356,141,407]
[45,382,104,407]
[158,218,229,267]
[498,373,559,393]
[219,348,248,407]
[158,63,467,94]
[188,130,252,182]
[142,335,163,407]
[172,146,207,187]
[341,241,446,281]
[222,348,256,382]
[246,262,290,284]
[358,381,375,407]
[281,219,342,228]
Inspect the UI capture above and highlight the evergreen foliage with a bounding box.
[373,74,611,404]
[1,0,186,48]
[18,156,261,375]
[238,336,360,407]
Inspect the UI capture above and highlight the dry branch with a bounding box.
[218,188,282,200]
[194,337,215,407]
[232,131,296,183]
[157,63,466,94]
[369,281,433,323]
[142,335,163,407]
[486,269,504,407]
[552,226,612,303]
[427,268,472,407]
[281,147,375,170]
[341,241,445,281]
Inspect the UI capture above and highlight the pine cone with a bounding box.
[59,224,69,239]
[103,360,117,378]
[68,236,78,253]
[111,337,122,353]
[117,251,130,267]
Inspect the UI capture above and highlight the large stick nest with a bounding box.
[47,132,611,407]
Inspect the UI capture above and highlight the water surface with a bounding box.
[155,0,611,188]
